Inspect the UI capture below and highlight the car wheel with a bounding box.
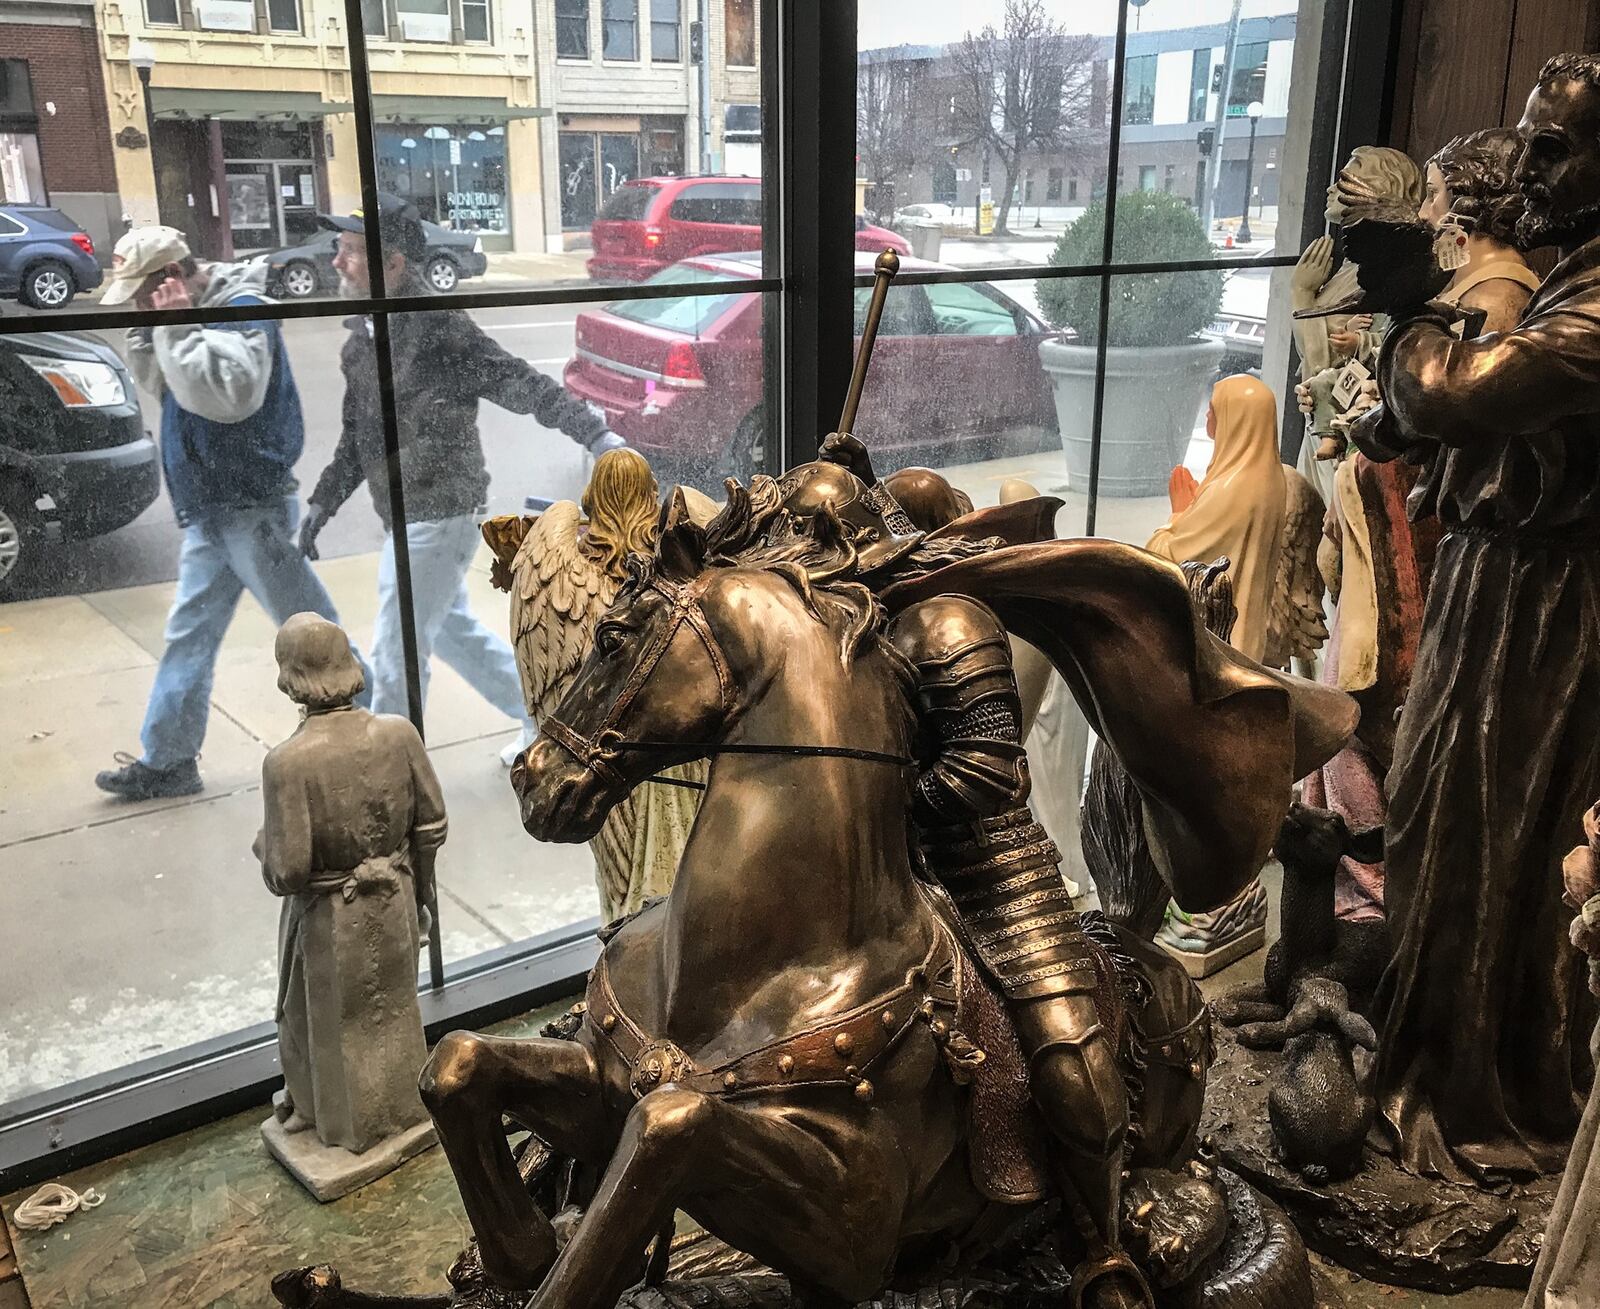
[0,495,40,599]
[426,256,459,293]
[20,261,74,310]
[277,260,319,299]
[717,408,767,484]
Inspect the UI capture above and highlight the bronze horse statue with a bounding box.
[273,485,1335,1309]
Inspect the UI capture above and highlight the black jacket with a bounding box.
[310,279,609,526]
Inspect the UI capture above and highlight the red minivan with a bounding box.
[564,252,1059,481]
[587,176,910,282]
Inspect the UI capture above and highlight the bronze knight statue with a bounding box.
[271,256,1356,1309]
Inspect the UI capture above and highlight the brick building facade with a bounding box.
[1,0,121,257]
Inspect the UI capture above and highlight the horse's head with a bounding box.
[513,480,896,843]
[512,492,733,842]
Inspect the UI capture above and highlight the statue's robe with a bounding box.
[258,705,447,1154]
[1359,234,1600,1182]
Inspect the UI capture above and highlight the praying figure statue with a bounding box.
[255,612,446,1200]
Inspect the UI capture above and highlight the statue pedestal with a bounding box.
[261,1115,437,1203]
[1201,1029,1556,1293]
[1156,879,1269,979]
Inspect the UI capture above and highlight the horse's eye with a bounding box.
[595,623,625,655]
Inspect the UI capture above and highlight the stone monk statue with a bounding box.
[1351,52,1600,1184]
[255,611,447,1200]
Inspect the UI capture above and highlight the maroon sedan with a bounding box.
[564,252,1060,481]
[587,176,910,283]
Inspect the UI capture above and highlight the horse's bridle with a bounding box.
[539,573,912,794]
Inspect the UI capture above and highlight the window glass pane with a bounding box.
[268,0,300,31]
[1114,3,1306,260]
[145,0,180,23]
[556,0,589,56]
[0,315,415,1103]
[345,0,764,295]
[858,1,1110,263]
[603,0,638,60]
[1123,54,1156,125]
[725,0,755,66]
[651,0,681,62]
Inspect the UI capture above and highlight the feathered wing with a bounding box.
[508,501,617,724]
[1264,464,1330,669]
[505,501,705,922]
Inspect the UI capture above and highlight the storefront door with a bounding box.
[224,159,320,254]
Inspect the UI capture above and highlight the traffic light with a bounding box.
[1196,127,1215,157]
[690,20,703,63]
[1211,65,1225,93]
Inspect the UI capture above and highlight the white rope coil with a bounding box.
[12,1183,105,1231]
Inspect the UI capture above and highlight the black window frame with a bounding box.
[0,0,1402,1188]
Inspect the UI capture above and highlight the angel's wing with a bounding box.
[507,501,617,724]
[1264,464,1330,669]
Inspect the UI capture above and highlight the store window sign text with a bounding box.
[448,191,505,228]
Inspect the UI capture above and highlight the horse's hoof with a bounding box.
[270,1265,342,1308]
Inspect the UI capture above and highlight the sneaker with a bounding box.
[95,752,203,800]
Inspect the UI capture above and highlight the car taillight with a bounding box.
[643,224,663,249]
[71,232,94,256]
[661,342,705,387]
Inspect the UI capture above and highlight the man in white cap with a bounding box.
[94,226,369,801]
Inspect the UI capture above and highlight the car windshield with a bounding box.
[607,263,748,335]
[598,185,661,222]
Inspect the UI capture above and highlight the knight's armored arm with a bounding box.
[888,596,1028,829]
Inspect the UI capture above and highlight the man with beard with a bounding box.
[300,195,623,749]
[1352,54,1600,1184]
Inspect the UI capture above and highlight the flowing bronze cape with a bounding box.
[883,531,1358,913]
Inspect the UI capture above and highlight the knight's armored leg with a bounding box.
[1014,997,1151,1309]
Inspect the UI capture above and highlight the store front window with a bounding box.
[376,122,509,232]
[559,127,644,229]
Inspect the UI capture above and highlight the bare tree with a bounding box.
[949,0,1103,236]
[857,51,924,222]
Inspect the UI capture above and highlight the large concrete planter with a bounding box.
[1039,336,1224,498]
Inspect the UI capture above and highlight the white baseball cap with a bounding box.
[100,225,193,306]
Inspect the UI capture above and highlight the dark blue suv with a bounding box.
[0,205,105,310]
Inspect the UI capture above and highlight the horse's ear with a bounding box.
[657,487,707,581]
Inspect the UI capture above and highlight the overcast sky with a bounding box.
[857,0,1299,48]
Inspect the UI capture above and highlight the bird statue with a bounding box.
[482,450,708,923]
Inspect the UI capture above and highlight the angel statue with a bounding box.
[482,450,707,922]
[1146,375,1327,972]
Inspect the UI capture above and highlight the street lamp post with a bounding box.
[127,39,158,233]
[1237,99,1264,245]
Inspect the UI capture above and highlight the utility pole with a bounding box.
[697,0,713,173]
[1200,0,1242,235]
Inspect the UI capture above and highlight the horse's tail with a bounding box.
[1080,740,1169,939]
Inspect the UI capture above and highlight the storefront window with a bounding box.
[0,132,45,204]
[377,123,509,232]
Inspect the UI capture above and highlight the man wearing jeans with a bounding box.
[94,226,367,801]
[298,195,622,739]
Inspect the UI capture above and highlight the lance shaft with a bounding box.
[837,248,900,438]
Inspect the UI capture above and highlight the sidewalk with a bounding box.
[0,542,596,1107]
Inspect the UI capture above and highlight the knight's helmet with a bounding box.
[775,460,924,574]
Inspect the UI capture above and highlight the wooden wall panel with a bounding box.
[1504,0,1598,129]
[1399,0,1518,160]
[1392,0,1600,159]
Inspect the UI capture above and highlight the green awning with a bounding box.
[149,88,351,121]
[371,95,548,123]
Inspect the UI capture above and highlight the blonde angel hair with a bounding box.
[581,447,662,577]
